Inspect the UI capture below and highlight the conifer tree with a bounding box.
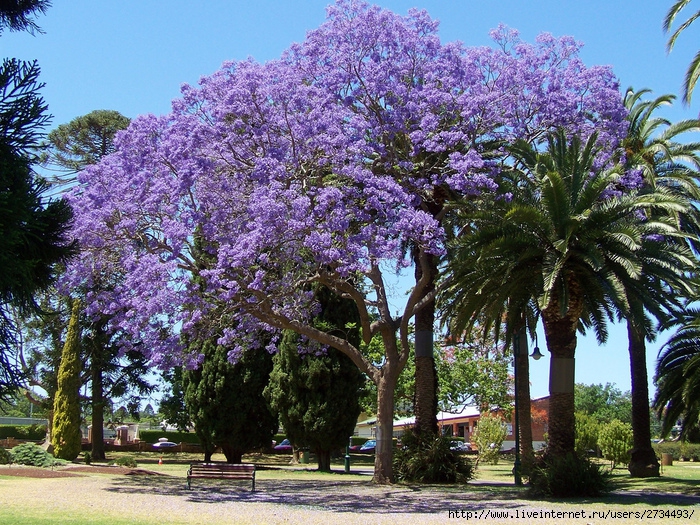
[265,286,365,471]
[51,299,82,460]
[183,338,277,463]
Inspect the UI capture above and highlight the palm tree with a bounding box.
[664,0,700,104]
[621,88,700,476]
[442,129,692,459]
[654,306,700,440]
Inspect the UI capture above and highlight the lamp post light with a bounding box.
[513,329,542,486]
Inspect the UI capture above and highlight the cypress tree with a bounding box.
[51,299,83,460]
[183,338,277,463]
[265,286,365,471]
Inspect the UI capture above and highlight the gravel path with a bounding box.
[1,466,698,524]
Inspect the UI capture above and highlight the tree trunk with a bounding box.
[91,366,106,460]
[627,321,660,477]
[219,444,243,464]
[413,249,438,437]
[515,329,534,471]
[373,372,398,484]
[542,305,579,459]
[316,449,332,472]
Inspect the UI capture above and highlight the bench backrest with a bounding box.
[189,463,255,476]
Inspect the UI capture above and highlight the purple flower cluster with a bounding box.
[63,0,627,369]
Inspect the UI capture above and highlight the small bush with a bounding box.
[472,414,507,465]
[0,447,11,464]
[83,451,92,465]
[138,430,201,445]
[393,430,474,484]
[528,452,611,497]
[575,412,599,456]
[598,420,633,468]
[110,456,137,468]
[9,443,65,468]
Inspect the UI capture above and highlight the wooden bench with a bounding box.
[186,462,256,491]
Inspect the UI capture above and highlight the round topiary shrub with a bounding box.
[393,429,474,483]
[0,447,11,464]
[527,452,611,498]
[9,443,64,468]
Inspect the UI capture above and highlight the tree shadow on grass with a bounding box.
[609,475,700,500]
[102,474,700,515]
[103,476,533,515]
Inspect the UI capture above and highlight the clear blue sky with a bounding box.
[4,0,699,400]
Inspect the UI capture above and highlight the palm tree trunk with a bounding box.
[542,305,579,459]
[515,329,534,470]
[627,321,660,477]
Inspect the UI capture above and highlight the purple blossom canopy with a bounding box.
[63,0,627,368]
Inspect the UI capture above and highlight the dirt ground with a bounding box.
[0,465,158,477]
[1,464,698,525]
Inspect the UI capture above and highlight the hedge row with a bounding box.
[138,430,202,445]
[0,425,47,441]
[653,441,700,461]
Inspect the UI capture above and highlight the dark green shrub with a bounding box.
[0,447,11,464]
[83,451,92,465]
[0,424,48,440]
[527,452,611,497]
[393,430,474,484]
[110,455,137,468]
[350,436,369,448]
[138,430,201,445]
[10,443,65,468]
[651,441,700,461]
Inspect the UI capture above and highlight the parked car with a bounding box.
[273,438,292,452]
[152,441,178,449]
[449,440,471,452]
[359,439,376,453]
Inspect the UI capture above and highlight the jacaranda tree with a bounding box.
[63,1,626,483]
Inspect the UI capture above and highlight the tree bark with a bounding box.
[91,366,106,460]
[220,444,243,464]
[627,321,660,477]
[542,304,579,459]
[373,371,398,484]
[515,329,534,470]
[316,450,332,472]
[413,249,438,437]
